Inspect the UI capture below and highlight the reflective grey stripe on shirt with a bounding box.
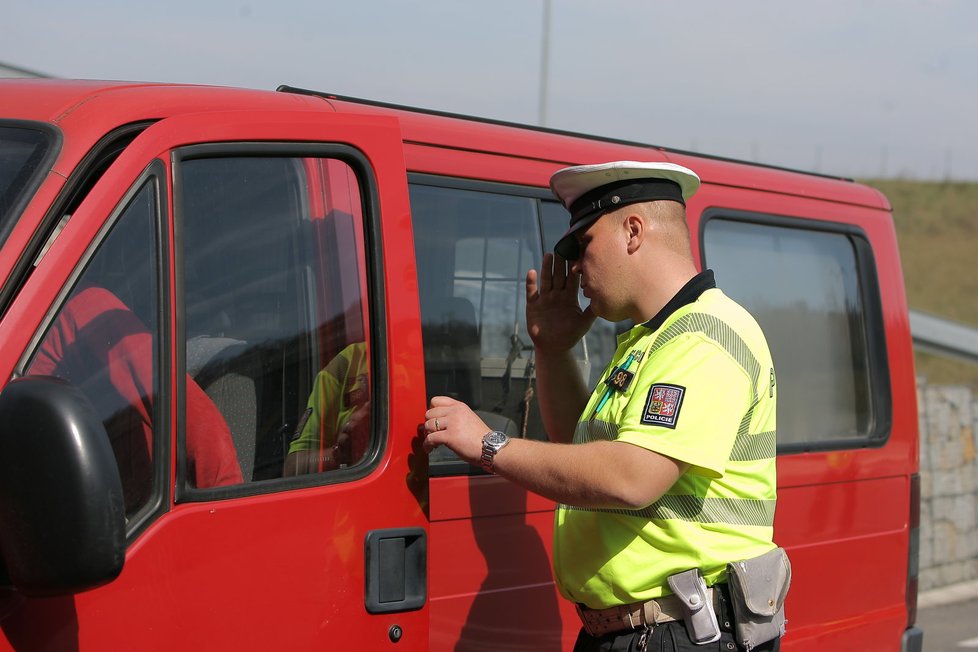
[560,494,776,527]
[652,312,762,401]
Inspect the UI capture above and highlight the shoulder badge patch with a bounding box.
[641,383,686,429]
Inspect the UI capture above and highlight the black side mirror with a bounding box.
[0,376,126,596]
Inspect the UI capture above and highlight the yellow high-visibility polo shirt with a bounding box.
[553,273,777,608]
[289,342,369,453]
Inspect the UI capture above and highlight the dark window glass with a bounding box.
[703,218,876,446]
[27,182,159,518]
[411,185,538,458]
[178,156,371,484]
[0,125,52,236]
[412,185,629,472]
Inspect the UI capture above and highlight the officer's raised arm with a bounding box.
[525,252,595,444]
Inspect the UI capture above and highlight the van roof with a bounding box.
[0,79,323,123]
[312,89,889,211]
[0,78,890,210]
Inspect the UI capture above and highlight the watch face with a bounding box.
[485,431,508,447]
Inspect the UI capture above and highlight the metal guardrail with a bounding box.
[910,310,978,363]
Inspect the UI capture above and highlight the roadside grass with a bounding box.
[862,179,978,388]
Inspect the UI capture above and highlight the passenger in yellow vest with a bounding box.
[424,162,782,651]
[284,342,370,476]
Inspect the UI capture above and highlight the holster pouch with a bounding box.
[726,547,791,651]
[666,569,721,644]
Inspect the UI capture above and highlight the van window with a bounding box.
[177,154,372,487]
[702,215,885,448]
[411,184,538,458]
[26,180,161,519]
[411,182,629,473]
[0,124,55,238]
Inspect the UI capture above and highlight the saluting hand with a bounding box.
[526,253,596,353]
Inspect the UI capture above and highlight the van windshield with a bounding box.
[0,124,55,242]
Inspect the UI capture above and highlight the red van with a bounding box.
[0,79,922,650]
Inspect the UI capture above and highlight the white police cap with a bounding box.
[550,161,700,259]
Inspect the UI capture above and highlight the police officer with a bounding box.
[285,341,370,476]
[424,161,780,651]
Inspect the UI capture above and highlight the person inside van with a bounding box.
[283,341,370,476]
[423,161,783,651]
[29,282,243,513]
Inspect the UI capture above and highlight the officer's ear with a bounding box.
[624,212,645,254]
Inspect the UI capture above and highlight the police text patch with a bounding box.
[641,383,685,429]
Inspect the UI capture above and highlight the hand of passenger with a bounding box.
[332,429,351,467]
[526,252,596,353]
[423,396,490,465]
[333,400,371,466]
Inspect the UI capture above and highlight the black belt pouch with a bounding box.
[726,547,791,651]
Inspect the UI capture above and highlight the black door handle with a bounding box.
[365,527,427,613]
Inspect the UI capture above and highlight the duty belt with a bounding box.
[575,588,715,637]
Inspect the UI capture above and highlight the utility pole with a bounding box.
[538,0,552,127]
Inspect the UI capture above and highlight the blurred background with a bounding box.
[3,0,976,616]
[2,0,976,181]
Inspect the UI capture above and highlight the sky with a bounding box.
[3,0,977,181]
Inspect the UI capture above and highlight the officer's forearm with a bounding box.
[492,437,685,509]
[533,347,590,443]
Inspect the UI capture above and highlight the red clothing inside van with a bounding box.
[30,285,242,510]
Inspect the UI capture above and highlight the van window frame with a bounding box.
[699,208,892,453]
[409,173,555,202]
[171,142,388,501]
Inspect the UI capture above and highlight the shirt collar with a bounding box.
[641,269,717,333]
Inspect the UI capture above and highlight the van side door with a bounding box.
[0,110,428,650]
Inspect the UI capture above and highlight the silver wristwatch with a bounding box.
[480,430,510,474]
